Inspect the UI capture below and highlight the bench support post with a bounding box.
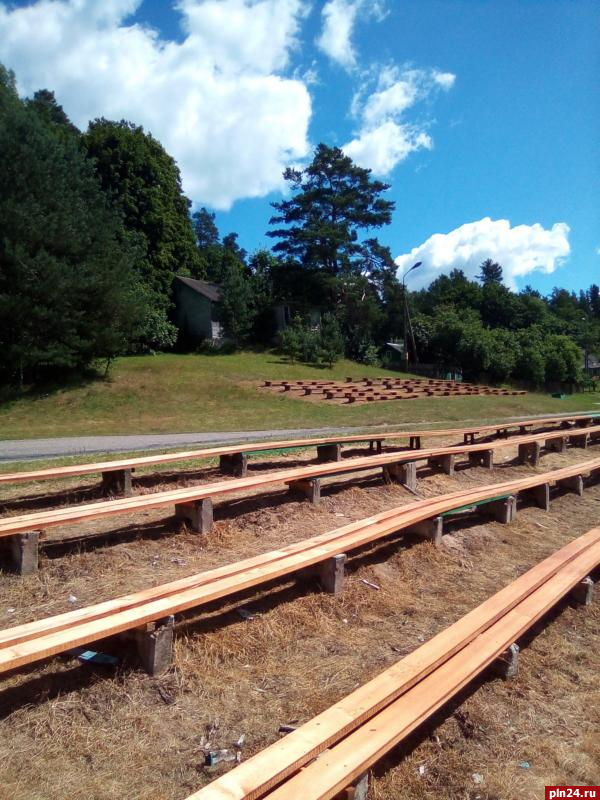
[135,615,174,676]
[409,436,421,450]
[558,475,584,496]
[480,495,517,524]
[525,483,550,511]
[287,478,321,504]
[344,772,369,800]
[570,433,589,449]
[316,443,342,463]
[518,441,541,466]
[545,436,566,453]
[571,576,594,606]
[382,461,417,492]
[368,440,383,453]
[175,498,213,534]
[7,531,40,575]
[427,453,456,476]
[101,468,133,497]
[492,642,519,680]
[463,432,476,444]
[219,453,248,477]
[408,516,443,547]
[468,449,494,469]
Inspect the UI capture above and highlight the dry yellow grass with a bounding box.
[0,442,598,799]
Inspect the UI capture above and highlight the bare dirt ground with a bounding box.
[0,440,598,800]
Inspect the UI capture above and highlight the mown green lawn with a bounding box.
[0,351,597,440]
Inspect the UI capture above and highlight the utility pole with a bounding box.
[402,261,422,369]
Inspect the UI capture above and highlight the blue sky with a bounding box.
[1,0,598,293]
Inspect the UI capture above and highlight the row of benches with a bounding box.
[1,425,599,575]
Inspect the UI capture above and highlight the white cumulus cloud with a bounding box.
[394,217,571,290]
[0,0,312,209]
[343,65,455,174]
[317,0,386,70]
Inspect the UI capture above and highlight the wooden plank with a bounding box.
[1,432,599,539]
[260,544,600,800]
[0,414,596,486]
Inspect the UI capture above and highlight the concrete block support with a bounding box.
[219,452,248,477]
[175,498,213,533]
[408,516,443,547]
[545,436,566,453]
[299,553,347,595]
[525,482,550,511]
[135,615,175,676]
[344,772,369,800]
[382,461,417,492]
[480,495,517,524]
[570,433,589,449]
[571,576,594,606]
[492,642,519,680]
[558,474,584,496]
[316,443,342,463]
[518,441,541,466]
[427,453,456,476]
[468,449,494,470]
[8,531,40,575]
[287,477,321,504]
[101,468,133,496]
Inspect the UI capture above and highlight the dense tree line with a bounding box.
[1,63,597,390]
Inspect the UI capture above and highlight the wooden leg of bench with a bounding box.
[409,436,421,450]
[6,531,40,575]
[428,454,455,476]
[480,495,517,524]
[525,482,550,511]
[299,553,346,595]
[492,642,519,680]
[135,615,174,676]
[101,468,133,496]
[368,439,382,453]
[557,475,584,496]
[317,444,342,463]
[287,478,321,504]
[408,516,443,547]
[571,576,594,606]
[175,498,213,533]
[219,453,248,477]
[468,449,493,469]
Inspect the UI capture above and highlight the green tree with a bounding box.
[219,253,255,345]
[0,70,143,386]
[83,119,202,348]
[268,143,395,279]
[478,258,503,284]
[319,313,344,367]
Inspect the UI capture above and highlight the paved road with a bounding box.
[0,426,377,463]
[1,409,598,463]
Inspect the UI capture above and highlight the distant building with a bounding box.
[584,354,600,378]
[173,276,223,344]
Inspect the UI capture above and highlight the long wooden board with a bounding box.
[0,413,596,485]
[1,428,599,539]
[1,463,598,677]
[191,534,600,800]
[260,544,600,800]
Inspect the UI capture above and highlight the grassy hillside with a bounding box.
[0,351,597,440]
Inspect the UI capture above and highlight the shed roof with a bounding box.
[175,276,222,303]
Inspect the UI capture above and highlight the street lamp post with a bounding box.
[402,261,422,368]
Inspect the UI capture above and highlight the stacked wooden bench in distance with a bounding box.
[0,460,599,677]
[2,426,600,574]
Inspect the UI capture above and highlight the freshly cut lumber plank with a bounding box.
[1,430,599,539]
[0,413,596,486]
[1,461,600,667]
[261,543,600,800]
[186,530,600,800]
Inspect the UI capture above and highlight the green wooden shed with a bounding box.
[173,276,223,344]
